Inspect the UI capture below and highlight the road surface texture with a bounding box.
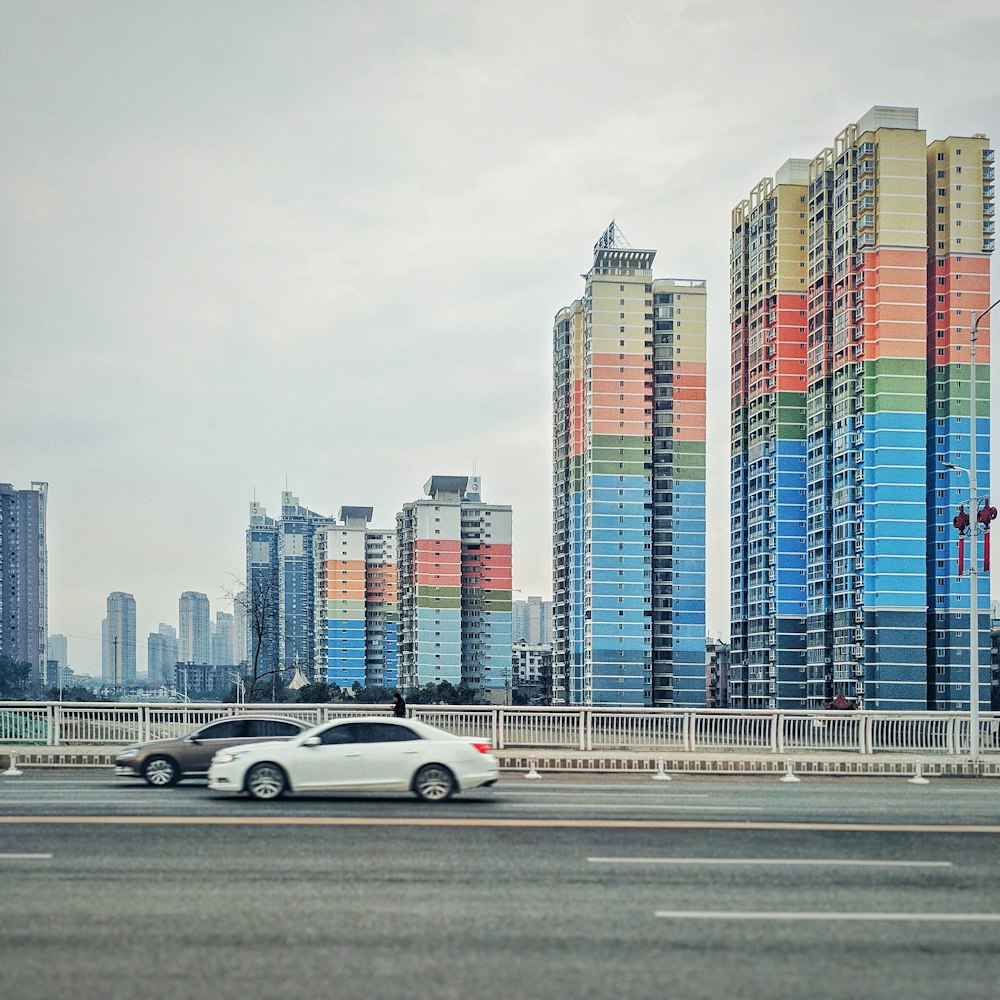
[1,771,999,1000]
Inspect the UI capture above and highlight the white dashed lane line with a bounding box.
[590,857,953,868]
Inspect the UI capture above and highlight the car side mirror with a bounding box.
[187,737,200,744]
[303,736,321,748]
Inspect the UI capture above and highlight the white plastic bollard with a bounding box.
[779,761,801,783]
[3,753,23,777]
[651,757,672,781]
[907,762,930,785]
[524,757,541,780]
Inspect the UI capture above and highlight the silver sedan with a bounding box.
[207,716,499,802]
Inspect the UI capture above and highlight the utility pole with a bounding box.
[113,636,119,700]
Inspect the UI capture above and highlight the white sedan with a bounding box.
[207,716,499,802]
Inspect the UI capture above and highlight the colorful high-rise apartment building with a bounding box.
[314,507,398,689]
[552,224,707,706]
[730,106,994,711]
[396,476,512,697]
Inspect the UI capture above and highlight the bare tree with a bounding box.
[226,575,281,702]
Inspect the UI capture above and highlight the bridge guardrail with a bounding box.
[1,702,998,755]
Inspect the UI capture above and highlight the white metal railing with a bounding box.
[1,703,999,755]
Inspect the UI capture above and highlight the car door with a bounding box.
[179,719,248,774]
[292,722,367,791]
[351,722,427,788]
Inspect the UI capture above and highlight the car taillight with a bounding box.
[471,741,493,755]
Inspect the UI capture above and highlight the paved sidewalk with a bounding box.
[2,744,998,777]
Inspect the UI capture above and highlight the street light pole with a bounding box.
[966,297,1000,766]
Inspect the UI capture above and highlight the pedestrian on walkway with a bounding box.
[392,691,407,718]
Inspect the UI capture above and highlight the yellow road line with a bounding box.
[1,816,999,833]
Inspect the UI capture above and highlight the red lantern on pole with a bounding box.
[977,499,998,571]
[954,505,970,576]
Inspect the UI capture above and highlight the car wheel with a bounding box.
[245,762,287,800]
[143,756,180,787]
[413,764,455,802]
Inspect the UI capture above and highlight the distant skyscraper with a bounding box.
[314,507,399,689]
[246,502,279,675]
[512,597,553,645]
[147,623,178,686]
[277,492,333,673]
[397,476,512,696]
[246,492,334,680]
[0,481,48,683]
[47,633,68,671]
[211,611,235,665]
[178,591,211,664]
[103,591,136,687]
[729,106,994,711]
[232,591,248,665]
[552,224,707,706]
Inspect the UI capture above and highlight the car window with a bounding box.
[359,723,422,743]
[319,723,363,746]
[197,720,247,740]
[245,719,304,738]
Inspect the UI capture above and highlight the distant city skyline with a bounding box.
[4,3,998,676]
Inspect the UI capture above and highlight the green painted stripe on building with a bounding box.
[864,357,925,378]
[591,461,650,476]
[592,434,650,451]
[415,586,461,600]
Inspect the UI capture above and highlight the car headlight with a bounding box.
[117,747,140,759]
[212,750,247,765]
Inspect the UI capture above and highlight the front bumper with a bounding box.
[206,762,244,793]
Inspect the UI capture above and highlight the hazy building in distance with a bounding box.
[314,507,399,689]
[211,611,235,666]
[397,476,512,698]
[232,590,248,666]
[512,596,553,645]
[178,591,210,664]
[0,481,48,683]
[511,642,553,704]
[552,224,707,707]
[47,633,68,671]
[147,623,178,687]
[706,636,731,709]
[103,591,136,687]
[729,106,994,711]
[246,503,279,676]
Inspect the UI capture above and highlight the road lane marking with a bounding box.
[1,816,1000,832]
[590,857,953,868]
[506,791,710,798]
[0,853,52,859]
[507,803,763,811]
[654,910,1000,922]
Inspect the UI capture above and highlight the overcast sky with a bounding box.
[3,1,1000,675]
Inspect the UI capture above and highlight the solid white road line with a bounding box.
[654,910,1000,922]
[0,853,53,859]
[509,803,763,811]
[508,790,710,798]
[591,857,953,868]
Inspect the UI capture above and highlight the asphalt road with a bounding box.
[2,772,1000,1000]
